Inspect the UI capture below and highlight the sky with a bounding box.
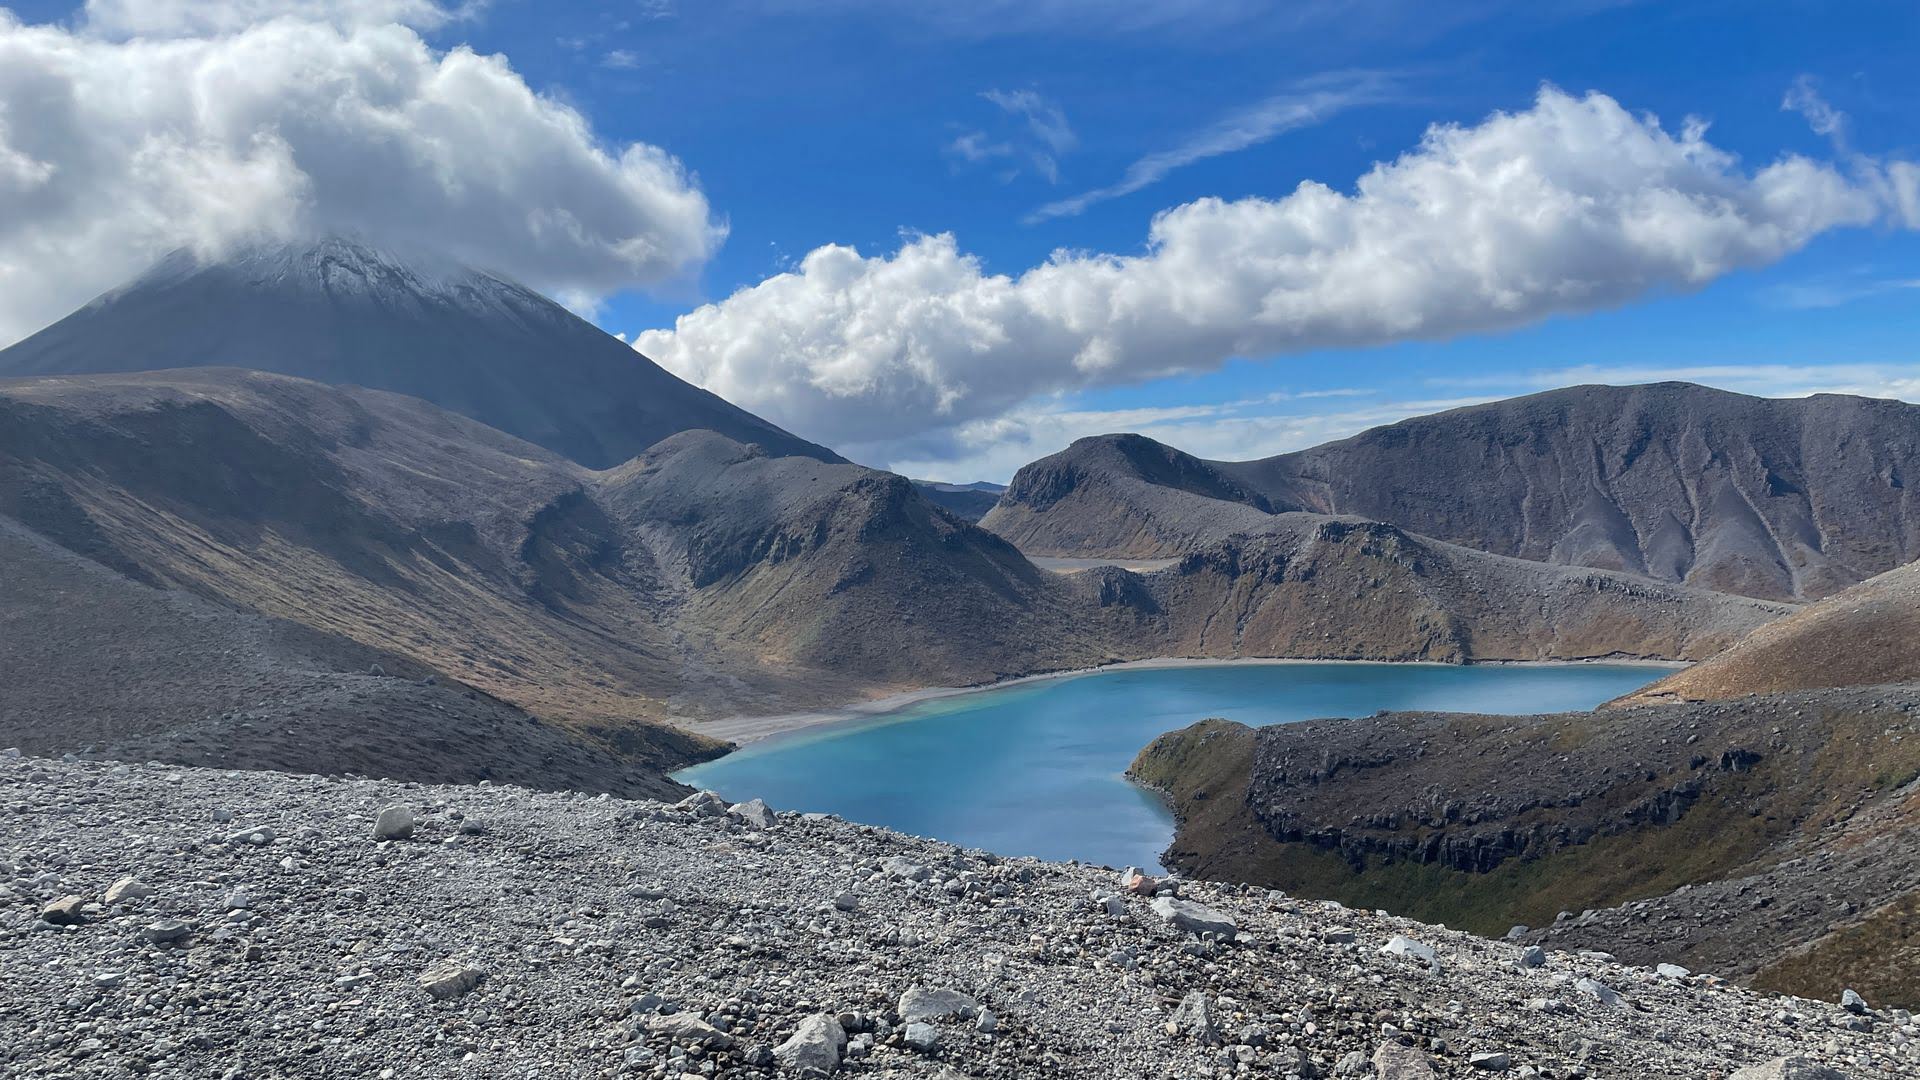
[1,1,1917,481]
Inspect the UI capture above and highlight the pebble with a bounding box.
[372,804,416,841]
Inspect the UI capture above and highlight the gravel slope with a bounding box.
[1,754,1912,1079]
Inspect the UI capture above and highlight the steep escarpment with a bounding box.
[1133,685,1920,1005]
[1102,515,1785,663]
[988,383,1920,600]
[1613,558,1920,705]
[0,238,838,468]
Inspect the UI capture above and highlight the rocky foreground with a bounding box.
[2,753,1912,1079]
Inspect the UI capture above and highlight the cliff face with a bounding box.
[987,383,1920,600]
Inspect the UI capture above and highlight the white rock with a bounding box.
[103,877,151,905]
[899,986,978,1022]
[417,961,485,1000]
[774,1014,845,1076]
[372,805,416,841]
[1380,935,1438,966]
[1150,896,1237,938]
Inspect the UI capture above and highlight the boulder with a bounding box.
[1150,896,1237,938]
[774,1014,846,1076]
[39,895,86,925]
[1167,990,1221,1046]
[418,961,485,1001]
[898,987,979,1023]
[1379,935,1438,967]
[103,877,152,905]
[1374,1042,1438,1079]
[728,798,777,829]
[372,805,416,841]
[675,790,729,818]
[1574,977,1620,1006]
[650,1012,734,1049]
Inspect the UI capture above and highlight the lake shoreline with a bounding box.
[679,654,1688,750]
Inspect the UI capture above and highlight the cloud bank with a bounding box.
[0,2,723,344]
[640,87,1916,464]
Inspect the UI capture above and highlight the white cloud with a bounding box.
[983,88,1076,154]
[81,0,459,37]
[886,394,1495,483]
[1029,71,1398,221]
[0,5,722,344]
[641,87,1908,463]
[1432,362,1920,404]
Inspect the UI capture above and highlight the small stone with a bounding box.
[372,805,416,841]
[975,1009,997,1033]
[1519,946,1547,968]
[1374,1042,1438,1079]
[1469,1051,1512,1071]
[774,1014,846,1076]
[39,895,86,925]
[1656,963,1690,979]
[899,987,978,1022]
[417,962,485,1001]
[1119,866,1158,895]
[1322,926,1357,944]
[1840,989,1868,1015]
[901,1022,939,1053]
[103,877,151,905]
[1150,896,1237,938]
[1334,1050,1368,1076]
[833,892,858,912]
[225,826,274,846]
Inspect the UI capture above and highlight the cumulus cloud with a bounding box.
[641,87,1909,463]
[81,0,459,37]
[0,5,722,344]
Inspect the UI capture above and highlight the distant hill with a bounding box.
[0,237,839,468]
[985,383,1920,600]
[910,479,1006,523]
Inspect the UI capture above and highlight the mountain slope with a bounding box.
[1098,514,1785,664]
[986,383,1920,600]
[0,238,838,468]
[0,515,700,798]
[1612,558,1920,705]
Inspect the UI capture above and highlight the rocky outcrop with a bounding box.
[1,753,1911,1078]
[986,383,1920,600]
[1134,684,1920,1007]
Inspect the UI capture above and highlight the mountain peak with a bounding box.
[0,237,840,469]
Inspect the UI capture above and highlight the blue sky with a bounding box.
[3,1,1918,479]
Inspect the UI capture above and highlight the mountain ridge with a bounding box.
[985,382,1920,600]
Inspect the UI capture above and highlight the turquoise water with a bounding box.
[675,661,1662,872]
